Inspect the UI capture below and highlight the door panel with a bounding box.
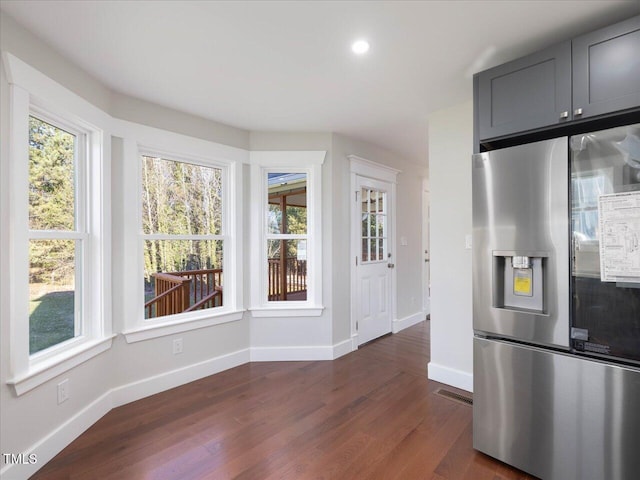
[572,16,640,119]
[362,278,370,317]
[472,137,570,348]
[570,124,640,364]
[474,337,640,480]
[356,176,393,345]
[477,41,571,140]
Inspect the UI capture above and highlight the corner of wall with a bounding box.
[427,100,474,391]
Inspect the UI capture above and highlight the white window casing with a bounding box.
[249,151,325,317]
[117,123,246,343]
[3,53,114,395]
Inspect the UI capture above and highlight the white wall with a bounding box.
[109,136,251,392]
[248,132,428,351]
[0,11,112,113]
[0,13,430,479]
[0,15,253,478]
[0,47,116,478]
[111,93,250,150]
[247,132,336,357]
[427,101,474,392]
[330,134,428,344]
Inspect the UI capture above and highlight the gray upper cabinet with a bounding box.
[572,15,640,119]
[476,15,640,142]
[477,42,572,141]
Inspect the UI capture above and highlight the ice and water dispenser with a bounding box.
[493,252,547,314]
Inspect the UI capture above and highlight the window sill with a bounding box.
[7,335,116,396]
[249,305,325,318]
[122,309,245,343]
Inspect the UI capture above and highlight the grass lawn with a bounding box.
[29,287,75,354]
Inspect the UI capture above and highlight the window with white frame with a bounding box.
[250,151,325,316]
[267,172,308,301]
[4,52,112,395]
[140,153,227,320]
[28,113,86,354]
[360,187,388,263]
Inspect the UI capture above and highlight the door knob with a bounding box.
[387,263,395,269]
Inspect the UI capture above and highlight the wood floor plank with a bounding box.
[31,321,536,479]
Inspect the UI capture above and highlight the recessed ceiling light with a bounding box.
[351,40,370,55]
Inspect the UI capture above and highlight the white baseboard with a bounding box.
[351,333,359,351]
[0,391,112,480]
[6,342,361,478]
[427,361,473,392]
[332,339,353,359]
[250,345,332,361]
[392,311,426,333]
[111,348,250,407]
[250,339,355,362]
[3,348,250,479]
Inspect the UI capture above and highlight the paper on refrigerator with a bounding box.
[598,191,640,283]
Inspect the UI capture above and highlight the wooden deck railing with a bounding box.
[146,258,307,317]
[145,268,223,319]
[268,257,307,301]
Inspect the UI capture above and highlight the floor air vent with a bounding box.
[435,388,473,406]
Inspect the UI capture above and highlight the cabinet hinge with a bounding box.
[355,256,358,266]
[356,321,359,331]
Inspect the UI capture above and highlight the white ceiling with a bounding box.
[1,1,639,164]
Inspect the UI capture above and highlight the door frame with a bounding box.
[348,155,400,350]
[422,179,431,315]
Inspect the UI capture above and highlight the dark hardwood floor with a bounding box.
[32,321,535,479]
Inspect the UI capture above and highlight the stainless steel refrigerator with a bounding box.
[472,124,640,480]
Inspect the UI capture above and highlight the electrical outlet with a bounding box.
[173,338,183,355]
[57,379,69,404]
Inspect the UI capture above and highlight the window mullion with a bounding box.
[265,234,308,240]
[75,130,87,235]
[28,230,85,240]
[143,233,223,241]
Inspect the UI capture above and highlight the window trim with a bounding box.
[28,109,88,358]
[3,53,113,395]
[249,151,325,317]
[117,123,246,343]
[359,186,389,264]
[139,148,231,324]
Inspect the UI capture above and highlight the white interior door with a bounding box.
[355,176,393,345]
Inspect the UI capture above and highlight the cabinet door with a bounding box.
[572,15,640,119]
[477,41,571,141]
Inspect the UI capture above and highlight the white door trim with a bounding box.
[422,179,431,316]
[349,155,400,348]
